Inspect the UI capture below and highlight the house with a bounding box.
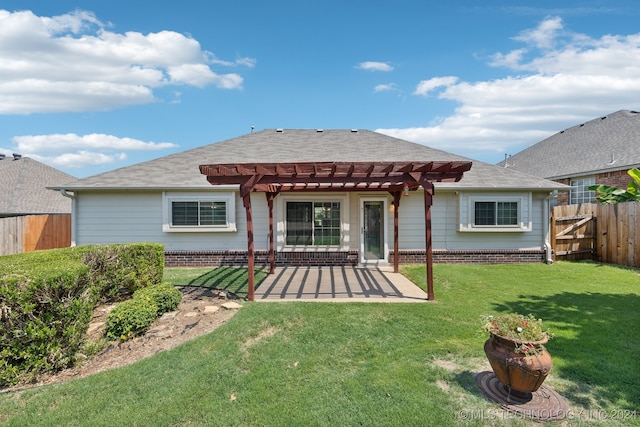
[0,154,75,255]
[0,154,73,217]
[53,129,566,273]
[499,110,640,205]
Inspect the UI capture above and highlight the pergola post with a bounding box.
[266,192,276,274]
[199,161,471,303]
[423,183,435,301]
[243,193,255,301]
[392,191,401,273]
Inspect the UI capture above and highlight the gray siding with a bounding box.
[74,189,548,252]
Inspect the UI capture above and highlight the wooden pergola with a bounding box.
[199,161,472,301]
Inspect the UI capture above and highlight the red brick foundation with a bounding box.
[390,249,546,264]
[165,249,546,267]
[165,250,360,267]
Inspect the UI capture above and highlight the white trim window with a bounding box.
[459,193,532,232]
[162,192,236,232]
[285,201,341,246]
[474,201,518,226]
[277,194,348,250]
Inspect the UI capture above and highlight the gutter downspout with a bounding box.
[60,189,77,247]
[543,191,556,264]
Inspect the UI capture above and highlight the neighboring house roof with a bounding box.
[0,155,74,216]
[54,129,566,192]
[499,110,640,180]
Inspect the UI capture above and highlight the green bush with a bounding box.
[0,251,94,385]
[134,282,182,315]
[0,243,165,385]
[105,282,182,342]
[105,296,158,341]
[80,243,164,302]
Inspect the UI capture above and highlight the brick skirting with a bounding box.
[165,250,360,267]
[391,249,546,264]
[165,249,545,267]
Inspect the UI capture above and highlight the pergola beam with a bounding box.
[200,160,472,301]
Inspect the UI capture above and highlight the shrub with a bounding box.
[105,282,182,342]
[0,251,94,385]
[0,243,165,385]
[105,297,158,341]
[134,282,182,315]
[80,243,164,302]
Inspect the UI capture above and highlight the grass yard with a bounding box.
[1,262,638,426]
[163,266,268,298]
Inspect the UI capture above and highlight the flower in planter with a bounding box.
[481,313,553,355]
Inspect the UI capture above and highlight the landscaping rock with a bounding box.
[204,305,220,314]
[159,311,178,321]
[222,302,243,310]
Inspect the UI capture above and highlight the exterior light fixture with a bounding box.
[403,183,410,196]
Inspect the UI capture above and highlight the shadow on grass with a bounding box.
[453,370,487,399]
[491,291,640,410]
[179,266,268,299]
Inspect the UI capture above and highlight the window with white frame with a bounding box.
[570,176,596,204]
[285,201,341,246]
[458,193,532,232]
[474,201,519,226]
[163,192,236,232]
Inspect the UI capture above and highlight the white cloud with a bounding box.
[38,151,129,169]
[513,15,564,49]
[378,17,640,161]
[374,83,398,92]
[356,61,394,72]
[8,133,178,169]
[414,77,459,96]
[0,9,254,114]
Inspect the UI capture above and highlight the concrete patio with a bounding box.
[254,265,428,302]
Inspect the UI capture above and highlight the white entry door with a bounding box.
[360,198,388,264]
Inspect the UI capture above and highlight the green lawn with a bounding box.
[163,266,268,298]
[1,262,638,426]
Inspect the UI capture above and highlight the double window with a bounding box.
[458,193,531,232]
[171,201,227,226]
[474,201,519,226]
[286,201,341,246]
[163,192,236,232]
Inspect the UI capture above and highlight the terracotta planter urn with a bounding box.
[484,332,553,395]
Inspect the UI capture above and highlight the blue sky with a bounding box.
[1,1,639,178]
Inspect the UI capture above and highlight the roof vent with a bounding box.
[350,129,358,133]
[13,153,21,160]
[276,128,284,133]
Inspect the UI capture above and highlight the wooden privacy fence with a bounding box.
[0,214,71,256]
[551,203,639,268]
